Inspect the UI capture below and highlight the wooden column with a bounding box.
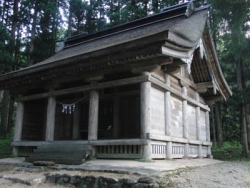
[45,96,56,141]
[206,110,212,158]
[166,141,172,159]
[141,72,151,160]
[195,92,202,158]
[88,90,99,141]
[13,101,24,142]
[72,104,80,139]
[205,110,210,142]
[165,74,171,136]
[182,86,189,158]
[182,87,188,139]
[195,93,201,140]
[165,74,173,159]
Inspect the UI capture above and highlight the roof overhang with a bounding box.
[0,3,232,102]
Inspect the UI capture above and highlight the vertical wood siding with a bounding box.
[170,96,183,137]
[150,87,165,135]
[200,110,207,141]
[187,104,197,140]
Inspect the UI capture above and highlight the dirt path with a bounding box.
[170,161,250,188]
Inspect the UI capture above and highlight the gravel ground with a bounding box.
[170,161,250,188]
[0,161,250,187]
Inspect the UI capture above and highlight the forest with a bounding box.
[0,0,249,159]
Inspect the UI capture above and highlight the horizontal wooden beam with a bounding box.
[147,133,211,146]
[149,76,210,111]
[12,140,89,146]
[205,96,223,103]
[173,73,197,90]
[197,82,213,93]
[89,139,147,146]
[12,138,212,147]
[17,75,149,101]
[147,133,171,141]
[12,139,148,147]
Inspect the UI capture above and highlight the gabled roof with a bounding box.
[0,1,232,100]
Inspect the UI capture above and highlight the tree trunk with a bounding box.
[0,0,19,137]
[237,58,248,156]
[215,102,223,147]
[27,2,38,66]
[0,90,9,137]
[211,105,217,147]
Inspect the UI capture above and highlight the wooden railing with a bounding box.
[18,146,37,157]
[151,141,167,159]
[96,145,142,159]
[189,145,198,157]
[172,144,185,158]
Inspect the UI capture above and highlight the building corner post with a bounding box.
[13,101,24,156]
[140,72,152,161]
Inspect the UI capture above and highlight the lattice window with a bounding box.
[80,102,89,139]
[97,145,139,154]
[98,99,114,131]
[80,102,89,130]
[18,146,37,157]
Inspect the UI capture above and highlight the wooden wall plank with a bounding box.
[187,104,196,140]
[151,87,165,135]
[170,96,183,138]
[200,110,206,141]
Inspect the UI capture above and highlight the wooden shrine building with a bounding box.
[0,1,232,164]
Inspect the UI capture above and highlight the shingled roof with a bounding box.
[0,1,232,100]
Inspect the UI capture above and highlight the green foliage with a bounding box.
[82,184,87,188]
[0,23,13,73]
[0,130,13,159]
[212,141,250,161]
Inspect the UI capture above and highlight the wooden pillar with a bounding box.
[45,96,56,141]
[88,90,99,157]
[141,72,151,160]
[206,110,212,158]
[72,104,80,139]
[195,93,201,140]
[166,141,172,159]
[165,74,172,160]
[195,92,202,158]
[88,90,99,141]
[13,101,24,156]
[182,86,189,158]
[13,101,24,142]
[182,87,188,139]
[165,74,171,136]
[205,110,210,142]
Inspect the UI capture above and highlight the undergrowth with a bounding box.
[0,130,13,159]
[212,141,250,161]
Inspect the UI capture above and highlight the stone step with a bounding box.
[26,156,85,165]
[25,144,91,165]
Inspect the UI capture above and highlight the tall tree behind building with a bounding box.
[209,0,250,155]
